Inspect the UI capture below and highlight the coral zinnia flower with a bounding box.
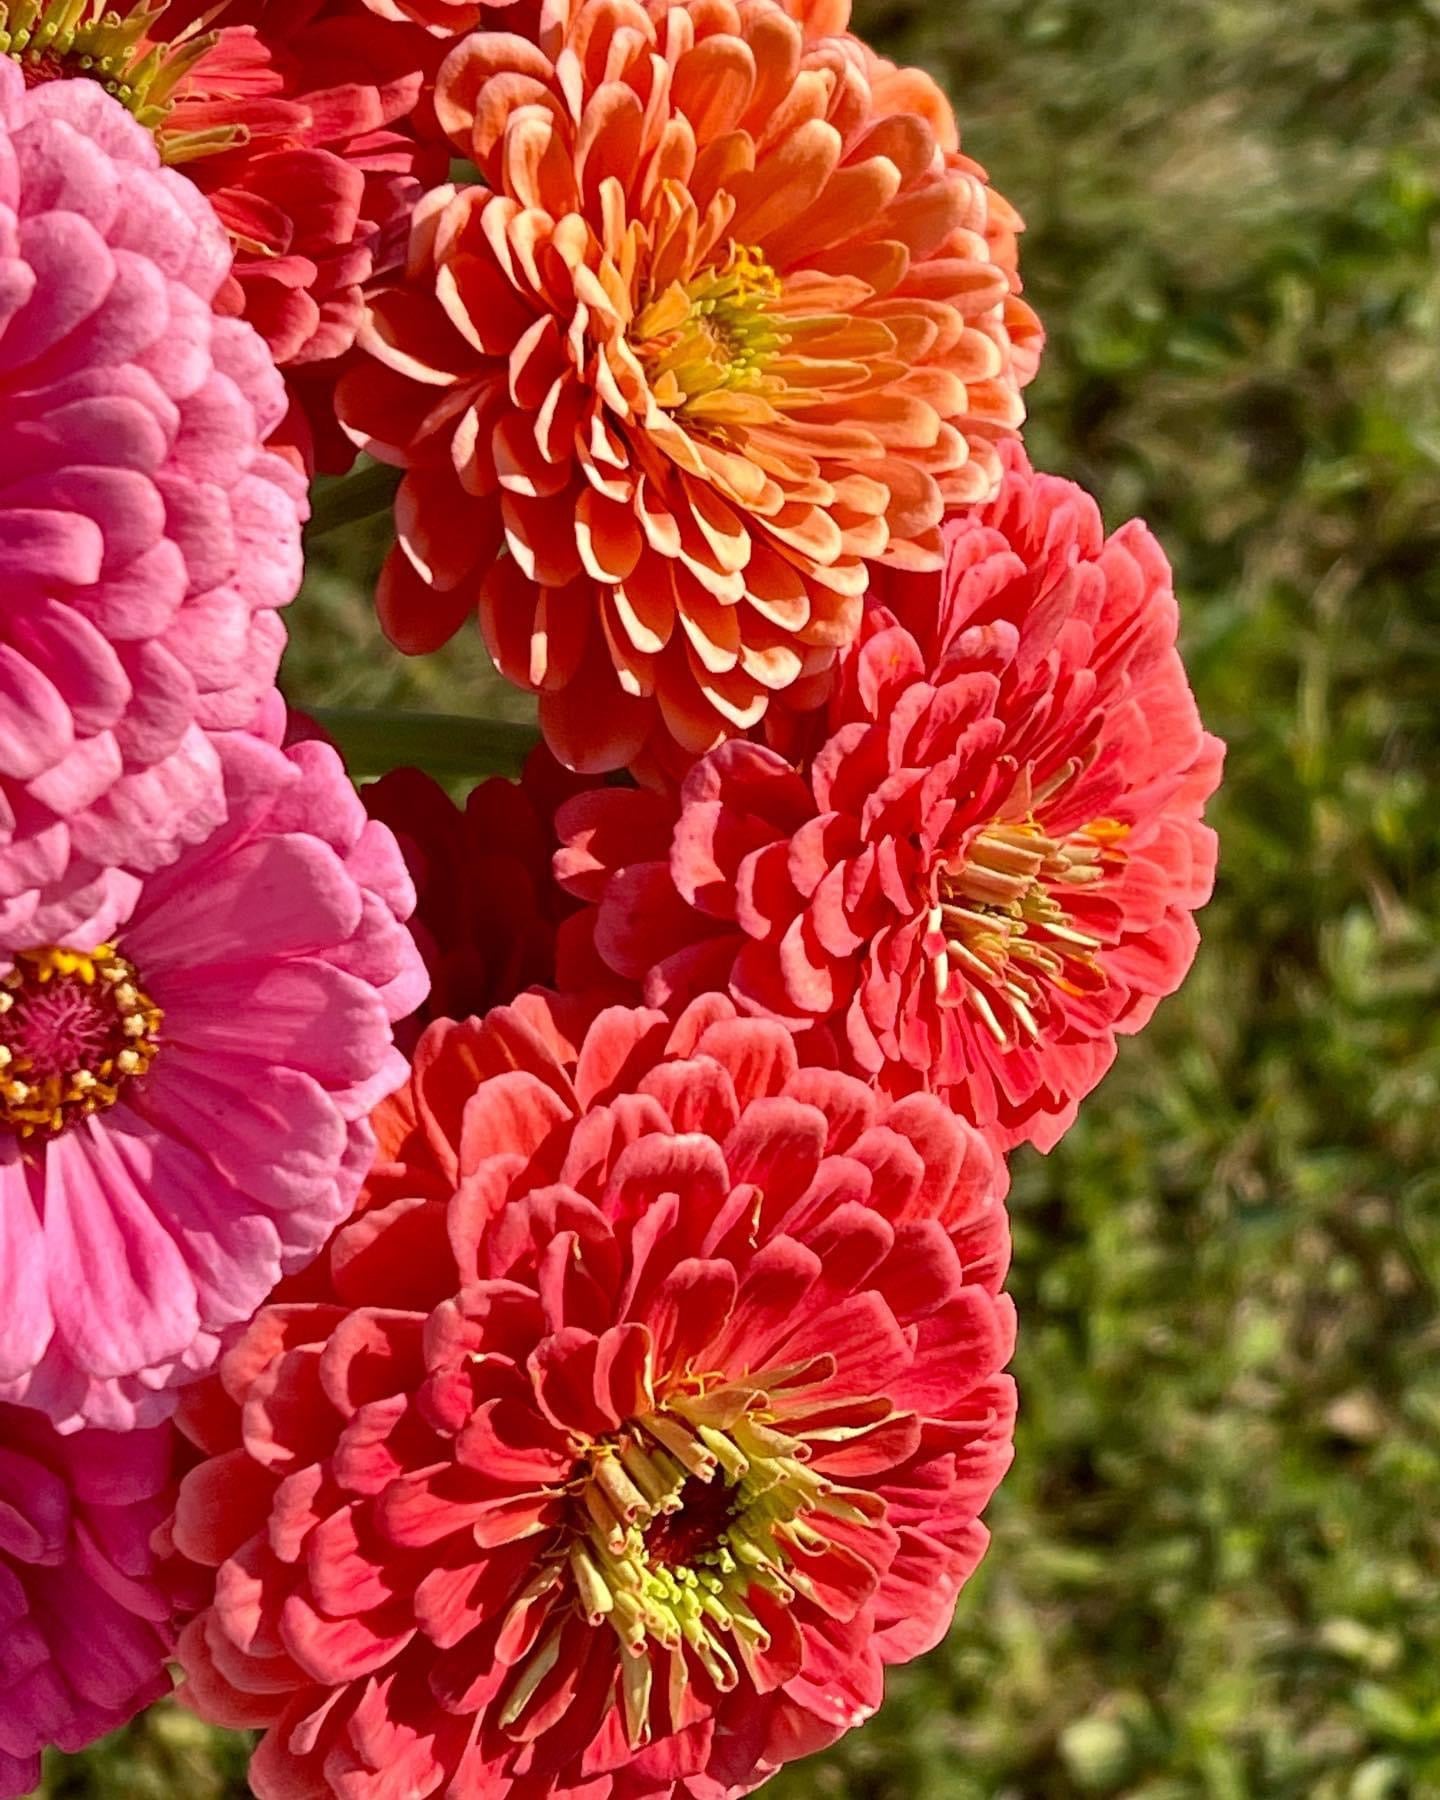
[0,62,305,944]
[1,0,438,468]
[0,1403,176,1797]
[0,707,426,1434]
[557,447,1224,1151]
[172,993,1014,1798]
[340,0,1039,770]
[361,749,590,1049]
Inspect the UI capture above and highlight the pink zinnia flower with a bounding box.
[0,62,306,942]
[557,447,1223,1150]
[0,706,427,1434]
[2,3,443,469]
[362,749,591,1049]
[172,993,1014,1799]
[0,1402,176,1797]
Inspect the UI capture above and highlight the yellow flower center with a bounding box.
[0,944,162,1138]
[504,1382,860,1749]
[0,1,235,162]
[635,243,789,415]
[932,818,1130,1047]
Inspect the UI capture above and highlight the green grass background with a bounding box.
[44,0,1440,1793]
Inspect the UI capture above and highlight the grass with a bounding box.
[44,0,1440,1794]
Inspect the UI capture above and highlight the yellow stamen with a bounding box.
[0,943,162,1140]
[933,817,1130,1048]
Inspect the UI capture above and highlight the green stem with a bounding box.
[306,462,402,539]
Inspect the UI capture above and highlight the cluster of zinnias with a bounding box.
[0,1,1221,1795]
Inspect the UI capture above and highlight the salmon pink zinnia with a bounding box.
[341,0,1041,770]
[0,62,306,943]
[0,715,426,1435]
[173,993,1015,1798]
[557,447,1223,1151]
[0,1403,176,1798]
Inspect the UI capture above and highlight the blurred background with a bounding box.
[47,0,1440,1794]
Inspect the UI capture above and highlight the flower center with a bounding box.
[0,2,234,161]
[0,944,162,1138]
[505,1388,850,1748]
[930,818,1129,1047]
[635,244,789,414]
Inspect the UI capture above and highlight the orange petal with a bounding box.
[685,647,768,731]
[763,157,902,269]
[729,117,842,244]
[675,568,742,673]
[478,553,543,689]
[744,542,810,633]
[501,490,585,585]
[612,557,676,656]
[508,314,567,408]
[672,35,758,140]
[361,288,475,384]
[501,109,580,215]
[435,34,555,151]
[575,490,645,583]
[378,543,478,656]
[540,640,653,774]
[495,410,573,498]
[681,476,753,575]
[576,82,646,205]
[397,471,500,590]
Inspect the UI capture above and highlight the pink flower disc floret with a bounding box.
[0,61,306,943]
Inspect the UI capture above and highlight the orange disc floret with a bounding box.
[339,0,1042,771]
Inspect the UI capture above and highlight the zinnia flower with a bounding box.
[340,0,1040,770]
[1,0,440,468]
[0,61,306,942]
[0,1403,176,1797]
[0,706,426,1434]
[557,446,1224,1151]
[172,992,1015,1798]
[362,748,590,1049]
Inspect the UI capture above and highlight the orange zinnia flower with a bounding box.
[340,0,1041,769]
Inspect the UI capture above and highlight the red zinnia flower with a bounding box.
[361,749,592,1048]
[2,0,440,468]
[172,993,1014,1798]
[557,446,1223,1150]
[340,0,1040,770]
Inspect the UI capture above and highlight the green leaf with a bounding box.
[311,708,539,780]
[306,462,402,540]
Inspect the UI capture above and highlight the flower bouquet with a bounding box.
[0,3,1221,1795]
